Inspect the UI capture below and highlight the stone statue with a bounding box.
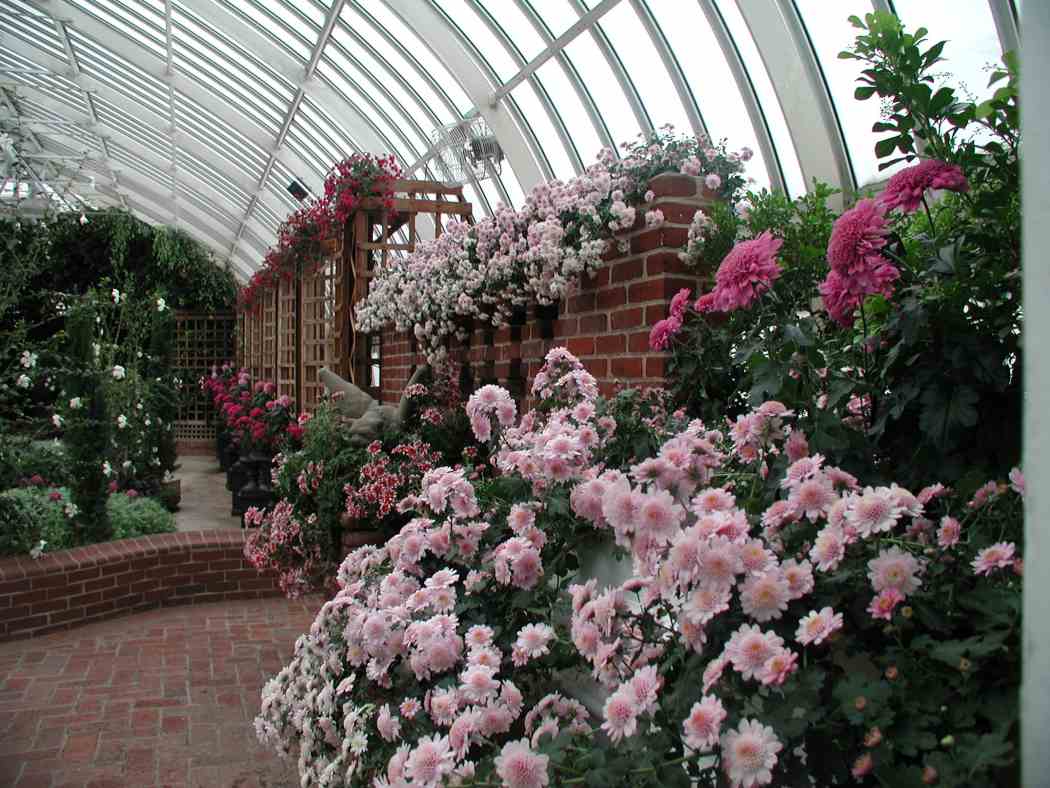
[318,364,430,446]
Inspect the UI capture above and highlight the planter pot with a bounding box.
[236,451,275,522]
[216,430,229,468]
[158,479,182,512]
[536,302,559,339]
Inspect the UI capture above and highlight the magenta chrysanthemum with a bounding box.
[695,231,783,313]
[649,316,683,351]
[879,159,970,214]
[821,199,900,326]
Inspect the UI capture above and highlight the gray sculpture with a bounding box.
[318,364,430,446]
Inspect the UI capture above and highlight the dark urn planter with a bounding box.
[535,302,559,339]
[216,429,230,469]
[237,450,275,524]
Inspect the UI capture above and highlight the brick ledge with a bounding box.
[0,530,280,641]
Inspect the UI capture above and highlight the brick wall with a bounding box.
[0,530,281,642]
[378,173,713,404]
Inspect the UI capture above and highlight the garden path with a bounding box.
[174,455,240,532]
[0,596,320,787]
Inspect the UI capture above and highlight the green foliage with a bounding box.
[0,437,72,490]
[0,486,74,557]
[106,493,176,539]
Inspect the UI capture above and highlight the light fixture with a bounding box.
[287,178,309,201]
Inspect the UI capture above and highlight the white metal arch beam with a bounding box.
[383,0,544,192]
[24,0,323,193]
[736,0,853,195]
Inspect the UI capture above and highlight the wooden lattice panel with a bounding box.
[277,275,298,403]
[250,307,264,380]
[173,312,235,443]
[299,262,337,411]
[262,288,277,383]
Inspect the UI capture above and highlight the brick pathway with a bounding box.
[0,596,321,787]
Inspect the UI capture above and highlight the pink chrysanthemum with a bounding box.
[867,587,904,621]
[827,199,891,275]
[721,718,783,788]
[758,648,799,686]
[810,525,846,572]
[937,516,962,549]
[403,735,455,785]
[649,315,683,351]
[601,690,639,743]
[879,159,969,214]
[727,624,784,681]
[795,607,843,646]
[740,571,791,622]
[682,696,726,751]
[868,546,924,596]
[494,739,550,788]
[684,584,732,625]
[847,486,904,537]
[972,542,1017,576]
[695,232,783,313]
[1009,467,1025,496]
[781,559,814,600]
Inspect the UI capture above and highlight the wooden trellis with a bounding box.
[235,178,472,413]
[173,311,236,446]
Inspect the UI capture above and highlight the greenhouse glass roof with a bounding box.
[0,0,1017,280]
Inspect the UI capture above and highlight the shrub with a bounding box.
[0,486,75,557]
[0,437,72,490]
[106,492,176,539]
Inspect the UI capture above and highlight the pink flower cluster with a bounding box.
[649,287,693,351]
[820,199,899,327]
[695,231,783,314]
[879,159,969,214]
[466,385,517,443]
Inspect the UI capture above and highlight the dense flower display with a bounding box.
[356,132,751,363]
[254,348,1022,786]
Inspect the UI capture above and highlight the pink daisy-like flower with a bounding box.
[740,571,791,622]
[846,487,904,537]
[721,718,783,788]
[827,198,890,276]
[377,703,401,742]
[727,624,784,681]
[789,476,837,522]
[400,698,421,719]
[972,542,1017,576]
[601,690,639,743]
[669,287,693,321]
[513,623,555,664]
[702,656,728,693]
[696,232,783,314]
[627,665,663,715]
[937,516,962,549]
[692,487,736,515]
[696,536,744,588]
[758,648,799,686]
[1009,467,1025,497]
[795,607,843,646]
[810,525,846,572]
[781,559,814,599]
[682,695,726,751]
[868,546,924,596]
[684,584,732,625]
[852,752,875,779]
[494,739,549,788]
[878,159,969,214]
[403,735,455,785]
[649,316,683,352]
[867,588,904,621]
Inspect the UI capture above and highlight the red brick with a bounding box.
[628,331,650,353]
[553,317,577,337]
[595,334,626,354]
[611,357,645,379]
[581,358,608,378]
[578,314,607,334]
[628,279,666,303]
[567,292,597,313]
[652,201,704,224]
[630,226,689,254]
[611,307,644,330]
[611,258,644,283]
[648,173,699,198]
[30,597,68,615]
[596,287,627,310]
[566,337,595,357]
[647,251,692,276]
[646,356,667,378]
[646,304,667,324]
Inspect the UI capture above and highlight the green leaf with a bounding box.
[874,136,900,158]
[854,85,877,100]
[918,384,978,448]
[783,324,812,347]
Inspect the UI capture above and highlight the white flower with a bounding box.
[136,350,143,358]
[136,402,143,411]
[116,415,128,429]
[111,288,121,304]
[69,397,82,409]
[122,460,132,469]
[102,461,113,476]
[93,343,101,360]
[20,350,37,368]
[16,374,31,389]
[111,365,126,380]
[348,732,368,755]
[30,540,47,559]
[144,418,151,426]
[51,414,63,428]
[156,297,167,311]
[79,213,88,225]
[63,502,79,519]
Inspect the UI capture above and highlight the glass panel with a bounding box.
[713,0,806,197]
[647,0,771,190]
[565,33,641,151]
[1,2,70,61]
[433,0,517,83]
[526,0,578,37]
[509,82,576,179]
[536,60,602,166]
[224,0,311,59]
[595,3,692,136]
[67,0,167,59]
[475,0,546,60]
[354,0,474,113]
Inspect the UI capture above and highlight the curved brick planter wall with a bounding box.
[0,531,280,642]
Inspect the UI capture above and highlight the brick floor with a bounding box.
[0,596,321,787]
